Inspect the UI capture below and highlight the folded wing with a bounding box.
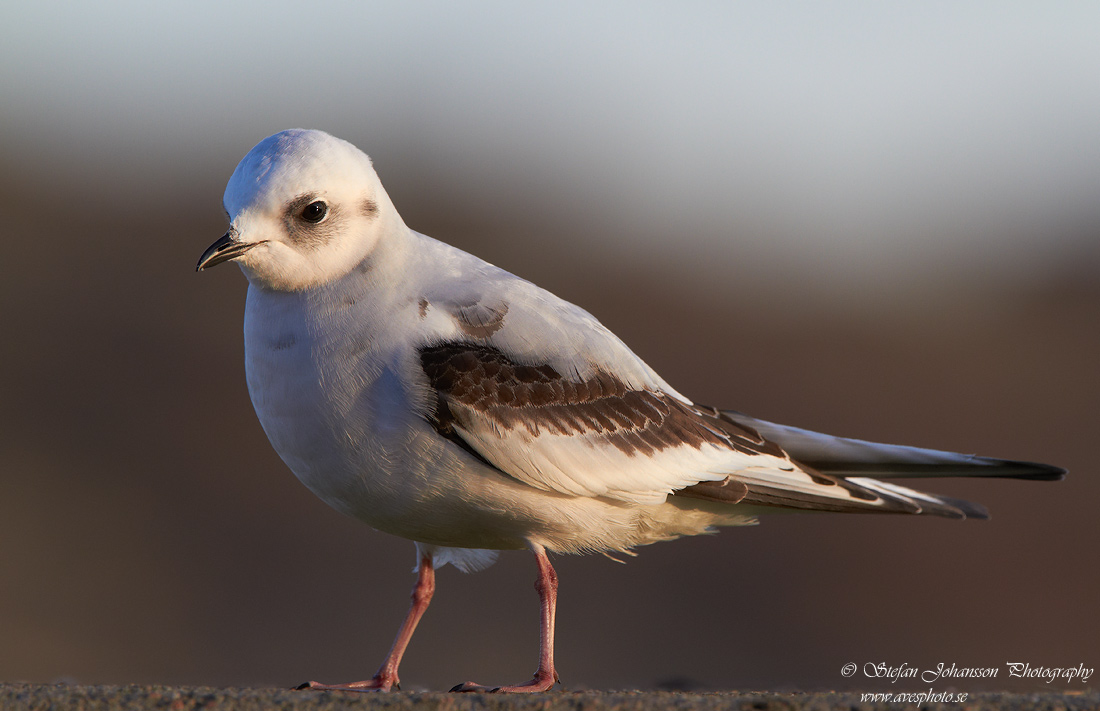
[412,275,1062,517]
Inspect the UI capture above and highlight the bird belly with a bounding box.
[241,288,755,555]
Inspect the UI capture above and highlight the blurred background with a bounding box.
[1,0,1097,694]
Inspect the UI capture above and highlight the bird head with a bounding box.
[197,129,401,291]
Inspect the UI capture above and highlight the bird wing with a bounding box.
[410,268,954,512]
[407,246,1044,516]
[418,338,780,504]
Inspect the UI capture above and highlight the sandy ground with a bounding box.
[2,683,1098,711]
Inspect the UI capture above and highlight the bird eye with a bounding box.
[300,200,328,223]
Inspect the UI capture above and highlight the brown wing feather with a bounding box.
[419,342,776,460]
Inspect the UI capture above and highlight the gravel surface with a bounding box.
[2,683,1098,711]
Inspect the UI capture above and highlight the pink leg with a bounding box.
[451,545,560,693]
[297,554,435,692]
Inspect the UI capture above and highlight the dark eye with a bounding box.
[300,200,328,223]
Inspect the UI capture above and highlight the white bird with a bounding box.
[197,129,1064,693]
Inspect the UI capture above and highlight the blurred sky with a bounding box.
[1,0,1097,694]
[3,2,1100,301]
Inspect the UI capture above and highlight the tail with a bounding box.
[676,409,1065,520]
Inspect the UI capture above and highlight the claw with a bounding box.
[450,682,501,693]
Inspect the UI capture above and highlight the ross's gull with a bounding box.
[197,129,1064,693]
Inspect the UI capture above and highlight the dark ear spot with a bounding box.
[361,198,379,218]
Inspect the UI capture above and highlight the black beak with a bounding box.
[196,231,260,271]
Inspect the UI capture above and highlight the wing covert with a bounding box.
[418,342,781,504]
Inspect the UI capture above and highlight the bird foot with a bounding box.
[450,671,558,693]
[295,675,398,692]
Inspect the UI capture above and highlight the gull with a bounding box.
[197,129,1064,693]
